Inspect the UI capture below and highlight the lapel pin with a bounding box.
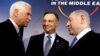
[57,40,59,42]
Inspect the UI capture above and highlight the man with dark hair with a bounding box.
[26,11,69,56]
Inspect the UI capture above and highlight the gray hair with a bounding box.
[74,9,90,24]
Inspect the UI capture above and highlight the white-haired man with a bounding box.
[0,1,32,56]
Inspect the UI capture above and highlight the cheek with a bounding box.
[51,22,55,26]
[23,15,28,21]
[70,23,76,30]
[23,15,28,19]
[20,17,27,23]
[52,24,57,29]
[19,14,25,19]
[42,23,45,27]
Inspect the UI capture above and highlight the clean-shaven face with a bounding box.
[17,4,32,27]
[43,14,58,34]
[66,12,81,35]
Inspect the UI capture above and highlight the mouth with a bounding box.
[44,26,50,29]
[67,27,71,31]
[68,29,70,32]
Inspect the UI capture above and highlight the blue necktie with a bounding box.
[69,37,77,48]
[44,36,51,56]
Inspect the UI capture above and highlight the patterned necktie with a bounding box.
[44,35,51,56]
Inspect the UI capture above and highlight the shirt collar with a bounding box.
[76,28,91,40]
[9,18,19,33]
[44,33,56,40]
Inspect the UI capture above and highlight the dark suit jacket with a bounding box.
[0,19,25,56]
[26,33,69,56]
[66,31,100,56]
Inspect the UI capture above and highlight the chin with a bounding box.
[45,30,50,33]
[44,28,50,31]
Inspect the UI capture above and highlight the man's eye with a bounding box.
[27,13,32,16]
[27,13,30,15]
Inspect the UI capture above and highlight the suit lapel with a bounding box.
[6,19,25,52]
[5,19,18,33]
[39,33,45,56]
[6,19,23,38]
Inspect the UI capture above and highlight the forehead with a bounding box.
[68,12,77,20]
[43,14,57,20]
[20,5,32,14]
[23,5,31,10]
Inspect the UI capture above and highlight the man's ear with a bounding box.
[14,9,18,17]
[81,15,85,24]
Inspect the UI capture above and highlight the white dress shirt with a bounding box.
[9,18,19,33]
[71,28,91,46]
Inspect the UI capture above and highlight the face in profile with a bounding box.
[43,13,58,34]
[66,12,81,35]
[17,5,32,27]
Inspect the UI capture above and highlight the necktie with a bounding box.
[69,37,77,48]
[18,28,25,52]
[44,36,51,56]
[18,28,23,39]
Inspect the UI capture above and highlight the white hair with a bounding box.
[10,1,31,17]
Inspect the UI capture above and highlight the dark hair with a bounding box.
[43,11,59,21]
